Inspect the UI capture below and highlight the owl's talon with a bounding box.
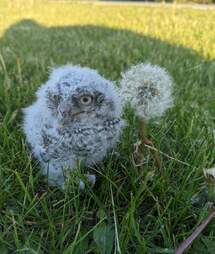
[85,174,96,186]
[79,174,96,190]
[79,180,85,190]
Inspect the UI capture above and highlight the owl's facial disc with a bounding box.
[72,89,95,108]
[68,93,94,118]
[70,88,115,120]
[51,83,116,123]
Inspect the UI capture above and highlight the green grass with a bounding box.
[0,0,215,253]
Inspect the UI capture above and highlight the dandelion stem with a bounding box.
[139,119,161,170]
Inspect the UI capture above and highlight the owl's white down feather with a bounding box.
[23,65,124,187]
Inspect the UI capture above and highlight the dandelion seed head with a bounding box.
[120,63,173,120]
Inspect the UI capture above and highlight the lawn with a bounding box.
[0,0,215,253]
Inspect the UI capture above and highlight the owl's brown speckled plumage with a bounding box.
[23,65,124,188]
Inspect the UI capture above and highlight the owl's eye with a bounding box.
[80,95,93,105]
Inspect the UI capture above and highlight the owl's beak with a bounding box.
[58,104,84,119]
[70,111,85,118]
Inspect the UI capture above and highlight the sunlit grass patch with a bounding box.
[0,0,214,253]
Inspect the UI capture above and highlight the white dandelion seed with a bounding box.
[204,167,215,182]
[120,63,173,120]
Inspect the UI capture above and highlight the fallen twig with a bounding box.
[175,209,215,254]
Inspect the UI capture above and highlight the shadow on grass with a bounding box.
[0,19,214,253]
[0,19,214,155]
[0,20,214,109]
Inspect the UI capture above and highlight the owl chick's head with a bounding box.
[37,65,122,123]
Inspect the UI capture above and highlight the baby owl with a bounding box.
[23,65,124,188]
